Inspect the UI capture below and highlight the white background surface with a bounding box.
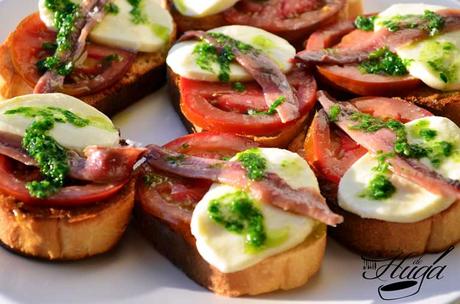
[0,1,459,303]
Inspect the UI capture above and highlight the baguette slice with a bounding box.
[0,7,176,116]
[167,68,310,148]
[328,194,460,258]
[0,180,135,261]
[134,202,326,297]
[290,129,460,258]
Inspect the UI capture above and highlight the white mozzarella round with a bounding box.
[172,0,240,17]
[0,93,119,152]
[39,0,174,52]
[190,148,318,273]
[338,116,460,223]
[396,31,460,91]
[166,25,295,82]
[374,3,446,32]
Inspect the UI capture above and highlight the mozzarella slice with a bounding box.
[396,31,460,91]
[191,148,318,273]
[166,25,295,82]
[39,0,173,52]
[0,93,119,152]
[338,116,460,223]
[374,3,446,32]
[172,0,240,17]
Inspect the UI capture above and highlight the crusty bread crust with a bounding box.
[0,180,135,261]
[0,8,176,116]
[134,203,326,296]
[328,198,460,258]
[167,68,311,147]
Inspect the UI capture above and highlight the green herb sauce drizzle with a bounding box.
[248,96,286,116]
[236,148,267,181]
[328,104,341,122]
[208,191,267,250]
[4,106,90,198]
[360,152,397,200]
[354,15,377,31]
[379,10,445,36]
[39,0,81,76]
[193,33,256,82]
[104,2,119,14]
[348,113,454,168]
[359,47,409,76]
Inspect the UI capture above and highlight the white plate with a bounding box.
[0,1,459,303]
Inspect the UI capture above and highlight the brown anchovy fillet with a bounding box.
[0,130,146,183]
[180,30,300,123]
[34,0,110,94]
[296,9,460,65]
[144,144,343,226]
[317,90,460,200]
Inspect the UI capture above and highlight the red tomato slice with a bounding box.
[0,155,127,207]
[317,65,421,96]
[306,23,423,95]
[137,133,259,234]
[180,69,317,136]
[8,13,135,96]
[305,98,433,184]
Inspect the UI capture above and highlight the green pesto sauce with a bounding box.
[208,191,267,250]
[193,33,256,82]
[41,0,80,76]
[419,40,458,84]
[378,10,445,36]
[232,81,246,92]
[4,106,90,198]
[359,47,409,76]
[236,148,267,181]
[349,112,454,168]
[127,0,148,24]
[104,2,119,15]
[360,152,396,200]
[354,15,376,31]
[328,104,341,122]
[248,96,285,116]
[251,35,275,50]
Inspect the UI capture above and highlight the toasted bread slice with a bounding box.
[0,8,176,116]
[134,202,326,297]
[168,0,362,49]
[167,68,310,147]
[0,180,135,261]
[328,197,460,258]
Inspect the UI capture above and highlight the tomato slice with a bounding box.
[8,13,135,96]
[305,98,433,184]
[137,132,259,235]
[0,155,127,207]
[306,23,423,95]
[180,69,317,136]
[317,65,421,96]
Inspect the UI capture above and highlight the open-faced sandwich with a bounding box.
[297,3,460,125]
[300,90,460,257]
[0,93,145,260]
[167,25,318,147]
[167,0,363,47]
[135,132,342,296]
[0,0,175,115]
